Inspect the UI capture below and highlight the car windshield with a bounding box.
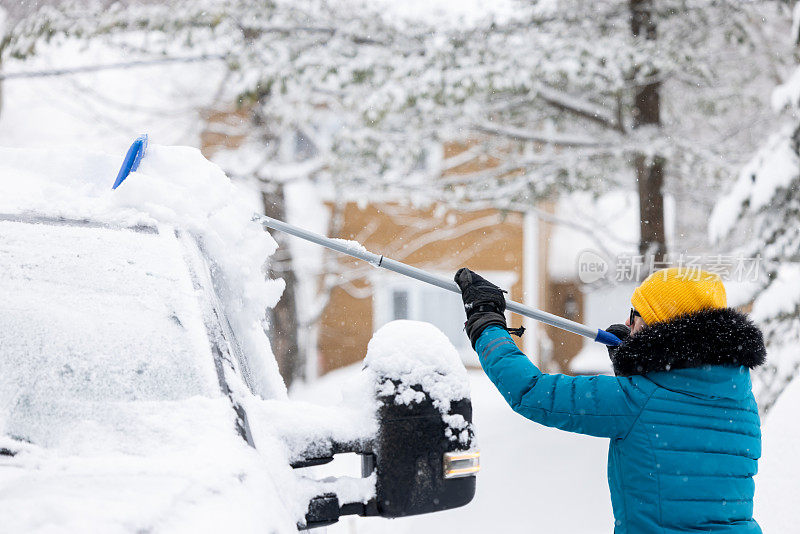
[0,219,220,448]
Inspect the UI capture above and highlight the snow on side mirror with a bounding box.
[365,320,477,517]
[368,370,477,518]
[301,320,478,528]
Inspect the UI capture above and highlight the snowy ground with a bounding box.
[754,374,800,533]
[292,366,612,534]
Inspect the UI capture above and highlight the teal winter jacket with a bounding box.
[475,308,766,533]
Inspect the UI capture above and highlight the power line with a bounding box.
[0,54,227,80]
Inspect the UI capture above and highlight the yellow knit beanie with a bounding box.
[631,267,727,325]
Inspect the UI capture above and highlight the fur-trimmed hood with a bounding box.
[611,308,766,376]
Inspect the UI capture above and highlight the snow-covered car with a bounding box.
[0,141,477,533]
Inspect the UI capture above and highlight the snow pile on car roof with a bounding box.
[0,144,285,400]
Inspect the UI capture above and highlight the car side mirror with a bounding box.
[366,375,477,517]
[299,321,478,529]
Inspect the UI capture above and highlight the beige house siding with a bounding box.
[317,203,525,374]
[545,281,585,371]
[199,107,251,158]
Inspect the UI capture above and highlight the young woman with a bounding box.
[455,267,765,533]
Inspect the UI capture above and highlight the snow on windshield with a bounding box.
[0,219,219,449]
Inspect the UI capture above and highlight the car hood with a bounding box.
[0,396,298,534]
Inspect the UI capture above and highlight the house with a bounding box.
[314,141,603,375]
[199,113,643,379]
[316,202,532,373]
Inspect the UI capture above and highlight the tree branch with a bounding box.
[474,122,613,148]
[535,84,623,132]
[0,54,225,80]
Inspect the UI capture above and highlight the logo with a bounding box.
[577,250,609,284]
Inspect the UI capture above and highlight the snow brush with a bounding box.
[256,215,622,347]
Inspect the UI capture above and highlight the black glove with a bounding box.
[454,268,509,347]
[604,324,630,357]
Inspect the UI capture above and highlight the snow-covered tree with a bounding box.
[711,6,800,412]
[3,1,788,253]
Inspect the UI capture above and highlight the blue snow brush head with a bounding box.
[595,328,622,346]
[112,134,149,190]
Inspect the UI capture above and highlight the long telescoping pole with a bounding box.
[255,214,621,347]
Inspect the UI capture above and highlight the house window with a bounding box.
[416,285,470,352]
[392,289,409,320]
[374,271,516,364]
